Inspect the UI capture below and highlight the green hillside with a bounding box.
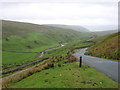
[2,20,92,70]
[2,20,91,52]
[92,30,118,37]
[44,24,90,32]
[85,32,120,61]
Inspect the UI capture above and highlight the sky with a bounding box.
[0,0,119,31]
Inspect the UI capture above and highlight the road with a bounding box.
[73,48,119,82]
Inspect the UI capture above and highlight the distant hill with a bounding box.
[44,24,90,32]
[2,20,91,52]
[92,30,118,37]
[85,32,120,61]
[84,25,117,31]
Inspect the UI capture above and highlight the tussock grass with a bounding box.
[85,32,120,61]
[2,58,54,88]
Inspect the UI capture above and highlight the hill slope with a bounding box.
[2,20,91,52]
[92,30,118,37]
[44,24,90,32]
[85,32,120,61]
[2,20,92,69]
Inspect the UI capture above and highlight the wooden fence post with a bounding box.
[79,56,82,67]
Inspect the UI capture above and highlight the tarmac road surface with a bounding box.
[73,48,119,82]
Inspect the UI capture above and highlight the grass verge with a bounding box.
[10,62,118,88]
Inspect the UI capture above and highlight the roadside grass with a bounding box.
[10,62,118,88]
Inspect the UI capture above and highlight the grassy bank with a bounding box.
[85,32,120,61]
[10,62,118,88]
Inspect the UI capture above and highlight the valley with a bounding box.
[1,20,119,88]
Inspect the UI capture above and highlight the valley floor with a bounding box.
[2,41,119,88]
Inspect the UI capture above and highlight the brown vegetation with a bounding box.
[85,32,120,60]
[64,51,76,63]
[2,58,53,88]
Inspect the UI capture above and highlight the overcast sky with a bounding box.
[0,0,119,31]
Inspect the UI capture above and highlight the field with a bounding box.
[2,52,38,69]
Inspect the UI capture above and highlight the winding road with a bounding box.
[73,48,119,82]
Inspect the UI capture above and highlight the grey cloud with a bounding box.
[0,0,118,31]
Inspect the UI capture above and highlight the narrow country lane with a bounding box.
[73,48,119,82]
